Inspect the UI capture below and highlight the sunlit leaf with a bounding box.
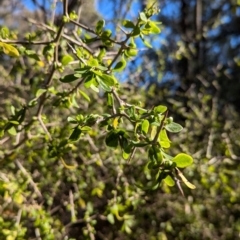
[79,90,91,102]
[141,119,149,134]
[113,117,119,129]
[67,116,78,124]
[172,153,193,168]
[36,88,47,98]
[107,213,115,224]
[159,129,171,148]
[7,126,17,135]
[61,54,74,66]
[139,12,148,22]
[149,21,161,34]
[0,42,19,57]
[154,105,167,114]
[163,175,175,187]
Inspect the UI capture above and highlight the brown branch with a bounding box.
[0,39,54,45]
[153,110,168,143]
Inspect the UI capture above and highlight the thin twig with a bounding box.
[15,160,42,198]
[69,190,76,222]
[153,110,168,143]
[16,208,22,226]
[0,39,54,45]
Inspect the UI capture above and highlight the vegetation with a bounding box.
[0,0,240,239]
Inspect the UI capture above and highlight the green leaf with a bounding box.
[0,27,9,38]
[79,90,91,102]
[88,58,99,67]
[107,213,115,224]
[122,143,133,160]
[60,73,79,83]
[75,66,91,74]
[81,126,92,132]
[161,151,173,161]
[0,129,4,138]
[101,30,112,39]
[149,145,163,164]
[91,69,102,76]
[67,116,78,124]
[122,20,135,28]
[154,105,167,114]
[172,153,193,168]
[113,57,127,72]
[122,149,131,160]
[131,27,141,37]
[95,19,105,34]
[8,126,17,135]
[0,42,19,57]
[141,119,149,134]
[165,122,183,133]
[139,12,148,22]
[95,65,108,71]
[163,175,175,187]
[90,84,99,92]
[149,21,161,34]
[84,74,96,88]
[105,131,118,148]
[9,120,19,125]
[159,129,171,148]
[131,141,148,147]
[106,92,114,107]
[140,37,152,48]
[98,74,117,86]
[69,127,82,141]
[10,105,15,115]
[97,76,111,92]
[25,49,40,60]
[124,48,138,58]
[61,55,74,66]
[97,48,106,61]
[36,88,47,98]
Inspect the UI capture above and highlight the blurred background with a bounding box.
[1,0,240,239]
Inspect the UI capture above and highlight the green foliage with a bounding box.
[0,2,197,239]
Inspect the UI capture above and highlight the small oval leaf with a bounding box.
[122,20,135,28]
[163,175,175,187]
[165,122,183,133]
[8,126,17,135]
[154,105,167,114]
[172,153,193,168]
[141,119,149,134]
[61,55,74,66]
